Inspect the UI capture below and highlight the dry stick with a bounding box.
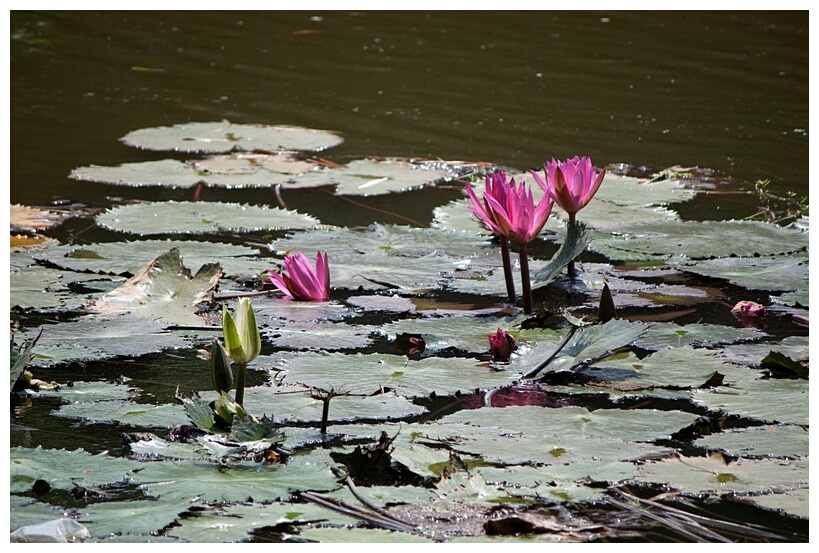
[605,495,720,542]
[521,324,579,380]
[499,238,516,304]
[332,468,419,530]
[298,491,421,535]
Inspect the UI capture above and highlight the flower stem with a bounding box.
[499,237,516,304]
[567,212,577,275]
[518,242,533,314]
[235,363,247,405]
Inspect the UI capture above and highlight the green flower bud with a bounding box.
[213,391,247,425]
[222,298,261,365]
[209,339,234,394]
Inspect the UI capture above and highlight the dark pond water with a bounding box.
[11,10,809,217]
[8,10,810,543]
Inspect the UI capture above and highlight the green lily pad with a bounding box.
[378,315,535,354]
[10,446,143,494]
[263,322,375,351]
[135,449,341,503]
[270,351,519,398]
[740,488,809,519]
[88,248,220,326]
[236,385,427,424]
[682,255,808,291]
[582,346,730,390]
[25,315,192,368]
[164,501,361,543]
[191,151,319,175]
[96,201,319,235]
[78,499,193,539]
[296,526,432,543]
[35,239,266,278]
[55,399,188,428]
[477,465,610,503]
[10,265,125,311]
[634,322,766,350]
[120,120,343,153]
[695,424,808,459]
[590,220,808,262]
[70,159,203,188]
[769,290,809,308]
[633,452,808,497]
[691,364,808,425]
[405,406,695,470]
[720,335,808,367]
[322,158,452,196]
[270,223,494,262]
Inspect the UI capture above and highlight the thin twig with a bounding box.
[298,491,422,535]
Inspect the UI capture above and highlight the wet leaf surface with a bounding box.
[10,121,810,542]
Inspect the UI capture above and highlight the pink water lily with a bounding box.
[465,171,517,303]
[268,251,330,301]
[488,328,517,361]
[531,156,606,217]
[467,172,554,247]
[465,171,554,313]
[731,300,767,318]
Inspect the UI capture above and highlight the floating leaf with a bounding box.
[69,159,203,188]
[10,446,143,494]
[164,501,360,543]
[97,201,319,235]
[78,499,192,540]
[271,351,519,398]
[582,346,730,390]
[271,223,494,262]
[590,220,808,262]
[190,151,319,175]
[691,364,808,425]
[237,385,426,424]
[135,449,341,503]
[695,425,808,459]
[120,120,343,153]
[263,322,375,351]
[634,322,766,350]
[531,319,650,375]
[633,452,808,497]
[406,406,694,469]
[682,255,808,291]
[10,265,124,310]
[323,158,452,196]
[35,239,265,278]
[25,315,192,367]
[89,248,220,326]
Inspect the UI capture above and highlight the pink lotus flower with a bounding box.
[465,171,554,313]
[465,172,518,304]
[531,156,606,217]
[489,328,517,361]
[731,301,767,318]
[268,251,330,301]
[466,172,554,247]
